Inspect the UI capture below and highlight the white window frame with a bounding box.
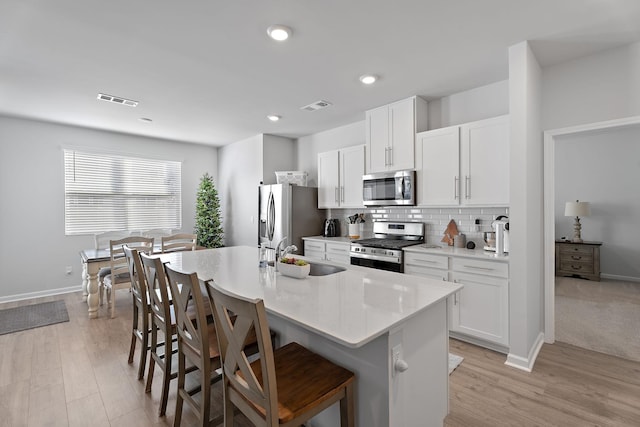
[64,149,182,235]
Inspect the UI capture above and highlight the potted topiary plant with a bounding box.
[194,173,224,248]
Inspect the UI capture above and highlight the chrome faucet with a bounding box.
[275,237,298,261]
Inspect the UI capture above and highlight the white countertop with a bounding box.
[302,235,354,244]
[160,246,461,348]
[404,244,509,262]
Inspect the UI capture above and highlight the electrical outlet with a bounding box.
[65,266,73,275]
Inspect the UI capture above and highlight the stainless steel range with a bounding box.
[350,221,425,273]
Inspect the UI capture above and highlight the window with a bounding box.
[64,149,181,235]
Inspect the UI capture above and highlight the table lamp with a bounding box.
[564,200,590,243]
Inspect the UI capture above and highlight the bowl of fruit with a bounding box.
[278,257,311,279]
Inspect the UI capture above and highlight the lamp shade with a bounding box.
[565,201,591,217]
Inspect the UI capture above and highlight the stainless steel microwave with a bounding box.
[362,170,415,207]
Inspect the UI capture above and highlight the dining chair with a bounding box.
[163,263,224,427]
[206,283,356,427]
[103,236,154,318]
[94,230,130,306]
[122,246,152,381]
[161,233,197,253]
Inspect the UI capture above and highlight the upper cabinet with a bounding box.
[460,115,510,206]
[366,96,428,173]
[318,145,365,209]
[416,114,510,207]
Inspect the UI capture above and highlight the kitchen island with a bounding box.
[160,246,462,427]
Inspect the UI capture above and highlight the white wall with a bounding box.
[218,135,263,248]
[428,80,510,129]
[0,116,217,301]
[542,40,640,130]
[507,41,544,371]
[555,126,640,280]
[218,134,295,247]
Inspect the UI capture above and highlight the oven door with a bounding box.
[350,255,403,273]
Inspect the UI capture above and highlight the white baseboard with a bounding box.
[505,332,545,372]
[0,286,82,304]
[601,273,640,283]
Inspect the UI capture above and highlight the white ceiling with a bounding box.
[2,0,640,147]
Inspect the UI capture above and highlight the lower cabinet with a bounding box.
[404,251,509,349]
[303,239,351,265]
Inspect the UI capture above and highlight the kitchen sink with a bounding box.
[309,263,346,276]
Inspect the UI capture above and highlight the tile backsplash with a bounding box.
[328,206,509,247]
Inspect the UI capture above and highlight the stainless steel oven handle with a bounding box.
[350,252,401,264]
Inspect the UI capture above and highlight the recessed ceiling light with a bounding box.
[139,117,153,123]
[359,74,378,85]
[267,115,281,122]
[267,25,292,41]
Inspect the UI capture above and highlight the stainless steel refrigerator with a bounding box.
[258,184,326,256]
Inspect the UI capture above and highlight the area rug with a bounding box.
[449,353,464,374]
[0,300,69,335]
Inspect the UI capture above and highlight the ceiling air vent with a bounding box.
[300,100,333,112]
[97,93,139,107]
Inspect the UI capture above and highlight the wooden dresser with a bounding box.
[555,240,602,281]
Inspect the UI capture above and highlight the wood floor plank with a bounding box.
[2,291,640,427]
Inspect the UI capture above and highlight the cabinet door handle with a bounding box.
[571,265,583,270]
[388,146,393,166]
[465,176,470,199]
[335,187,339,203]
[454,176,459,199]
[341,186,345,203]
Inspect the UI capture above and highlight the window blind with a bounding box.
[64,149,182,235]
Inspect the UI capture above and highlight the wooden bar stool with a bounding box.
[163,263,226,426]
[122,246,152,381]
[206,282,356,427]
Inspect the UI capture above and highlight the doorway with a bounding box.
[543,115,640,343]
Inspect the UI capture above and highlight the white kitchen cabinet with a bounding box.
[303,238,352,265]
[460,114,510,205]
[317,145,365,209]
[404,252,449,281]
[450,258,509,347]
[303,240,326,261]
[404,249,509,350]
[416,115,509,207]
[325,242,351,264]
[366,96,428,173]
[415,126,460,206]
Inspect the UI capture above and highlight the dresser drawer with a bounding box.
[559,252,593,263]
[559,260,595,274]
[558,244,595,256]
[451,257,509,278]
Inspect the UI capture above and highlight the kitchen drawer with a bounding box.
[304,241,325,253]
[404,252,449,270]
[451,257,508,278]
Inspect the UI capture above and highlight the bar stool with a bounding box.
[206,282,356,427]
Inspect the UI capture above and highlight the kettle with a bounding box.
[324,219,340,237]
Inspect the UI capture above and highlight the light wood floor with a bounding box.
[1,290,640,426]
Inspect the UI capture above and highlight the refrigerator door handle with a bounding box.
[267,191,276,241]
